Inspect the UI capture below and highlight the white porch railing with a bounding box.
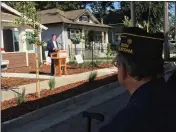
[1,48,9,70]
[1,60,9,70]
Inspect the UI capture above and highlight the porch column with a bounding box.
[102,32,104,43]
[105,31,109,43]
[111,30,114,44]
[1,29,4,49]
[18,27,26,52]
[18,27,29,66]
[82,27,85,50]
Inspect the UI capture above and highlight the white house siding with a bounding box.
[89,19,94,23]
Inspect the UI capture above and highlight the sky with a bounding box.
[86,2,120,12]
[86,1,175,17]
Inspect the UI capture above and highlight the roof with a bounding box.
[1,12,19,22]
[65,9,87,20]
[1,2,48,30]
[104,10,125,25]
[1,11,32,29]
[38,8,73,24]
[38,8,110,28]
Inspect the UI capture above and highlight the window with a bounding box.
[76,30,80,35]
[82,16,88,22]
[69,29,81,39]
[115,33,121,41]
[26,31,34,51]
[13,31,19,51]
[70,29,75,34]
[79,16,89,22]
[95,33,102,43]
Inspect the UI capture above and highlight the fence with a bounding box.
[68,42,117,65]
[43,42,118,68]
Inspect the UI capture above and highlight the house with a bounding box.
[1,3,48,68]
[38,8,111,60]
[103,10,125,46]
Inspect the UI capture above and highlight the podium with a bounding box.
[50,50,68,76]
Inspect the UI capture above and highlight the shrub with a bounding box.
[95,60,103,65]
[81,62,90,69]
[68,60,78,67]
[15,88,26,105]
[48,77,56,90]
[88,71,97,82]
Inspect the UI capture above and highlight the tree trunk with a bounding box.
[35,45,40,97]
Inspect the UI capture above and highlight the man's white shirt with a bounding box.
[53,40,57,50]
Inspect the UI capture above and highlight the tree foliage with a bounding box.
[4,1,91,11]
[90,1,115,23]
[120,1,174,33]
[14,1,44,46]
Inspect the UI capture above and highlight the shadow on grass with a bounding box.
[2,75,117,123]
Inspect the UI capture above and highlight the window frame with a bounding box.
[12,28,20,52]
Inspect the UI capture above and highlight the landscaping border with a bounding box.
[2,82,126,132]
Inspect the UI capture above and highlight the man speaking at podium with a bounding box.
[47,34,61,76]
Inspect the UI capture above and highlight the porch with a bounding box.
[1,3,47,69]
[65,24,109,59]
[1,24,43,69]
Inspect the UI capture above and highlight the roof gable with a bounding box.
[66,9,100,24]
[38,8,74,24]
[65,9,86,20]
[38,8,110,28]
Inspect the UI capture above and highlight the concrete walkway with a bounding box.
[2,67,118,101]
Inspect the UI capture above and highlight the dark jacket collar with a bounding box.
[129,77,166,102]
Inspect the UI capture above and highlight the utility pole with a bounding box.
[131,1,136,27]
[164,2,170,60]
[175,2,176,41]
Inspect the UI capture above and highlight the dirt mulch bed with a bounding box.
[1,73,118,123]
[2,63,114,75]
[1,77,46,90]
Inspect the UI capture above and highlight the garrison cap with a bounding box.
[117,27,164,61]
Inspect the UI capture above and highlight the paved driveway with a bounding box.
[43,91,130,132]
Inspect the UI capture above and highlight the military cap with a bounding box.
[117,27,164,61]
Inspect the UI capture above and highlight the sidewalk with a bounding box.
[2,67,117,101]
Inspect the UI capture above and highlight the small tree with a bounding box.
[88,71,97,82]
[107,43,112,58]
[14,2,45,97]
[15,88,26,105]
[48,77,56,90]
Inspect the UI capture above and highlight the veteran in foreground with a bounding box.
[99,27,176,132]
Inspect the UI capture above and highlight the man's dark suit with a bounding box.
[47,40,59,75]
